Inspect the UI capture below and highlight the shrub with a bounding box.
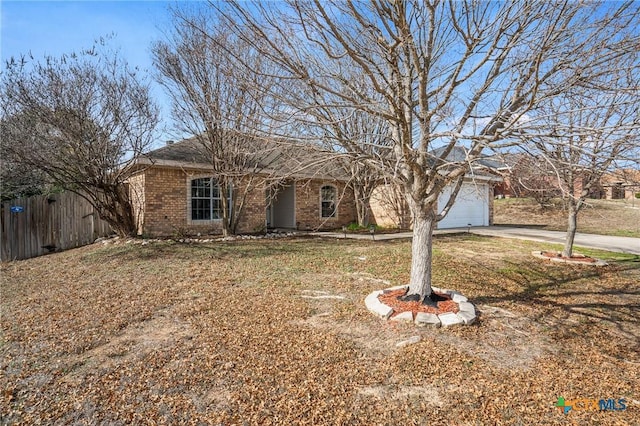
[346,222,363,231]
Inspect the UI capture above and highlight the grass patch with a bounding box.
[494,197,640,238]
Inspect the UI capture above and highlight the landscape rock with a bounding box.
[390,311,414,322]
[438,312,464,327]
[452,293,468,303]
[395,335,421,348]
[457,301,476,313]
[456,310,477,325]
[414,312,441,327]
[364,291,394,319]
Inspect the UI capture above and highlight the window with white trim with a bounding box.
[190,177,230,221]
[320,185,337,218]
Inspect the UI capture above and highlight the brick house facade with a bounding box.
[129,140,503,236]
[128,139,357,237]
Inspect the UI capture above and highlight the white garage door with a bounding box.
[437,183,489,229]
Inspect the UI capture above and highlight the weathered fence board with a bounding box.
[0,192,112,261]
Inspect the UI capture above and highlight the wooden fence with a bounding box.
[1,192,112,261]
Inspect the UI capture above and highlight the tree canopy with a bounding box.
[205,0,640,300]
[1,41,159,236]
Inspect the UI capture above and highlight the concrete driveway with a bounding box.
[311,226,640,255]
[468,226,640,255]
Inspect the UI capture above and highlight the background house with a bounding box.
[600,169,640,200]
[495,154,640,201]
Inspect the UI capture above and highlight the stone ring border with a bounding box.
[365,285,477,327]
[531,251,608,267]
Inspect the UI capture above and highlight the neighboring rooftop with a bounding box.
[429,146,508,170]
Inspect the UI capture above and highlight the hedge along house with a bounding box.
[128,137,357,237]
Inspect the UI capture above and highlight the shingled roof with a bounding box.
[429,146,508,170]
[136,136,350,180]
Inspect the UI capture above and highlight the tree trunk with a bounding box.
[107,215,137,238]
[562,201,578,258]
[220,179,232,237]
[221,196,231,238]
[354,186,371,227]
[91,187,138,238]
[405,201,436,301]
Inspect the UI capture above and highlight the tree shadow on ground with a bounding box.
[472,259,640,354]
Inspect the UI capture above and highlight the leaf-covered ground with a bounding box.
[1,235,639,425]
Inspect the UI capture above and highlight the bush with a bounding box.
[344,223,386,232]
[346,222,363,231]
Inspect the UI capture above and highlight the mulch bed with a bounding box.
[540,251,598,263]
[378,288,459,318]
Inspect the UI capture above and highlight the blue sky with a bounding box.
[1,0,192,144]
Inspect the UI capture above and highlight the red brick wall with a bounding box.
[234,180,268,234]
[294,179,357,230]
[133,167,357,236]
[142,167,191,236]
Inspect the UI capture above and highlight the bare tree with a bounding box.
[519,63,640,257]
[506,154,562,206]
[0,114,55,201]
[152,8,293,236]
[213,1,638,303]
[305,107,390,227]
[0,42,159,237]
[345,159,380,228]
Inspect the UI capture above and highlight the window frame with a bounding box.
[320,184,338,219]
[188,176,232,223]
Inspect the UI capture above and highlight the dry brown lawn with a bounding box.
[1,235,639,424]
[494,198,640,238]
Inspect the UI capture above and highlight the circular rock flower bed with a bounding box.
[365,285,476,327]
[531,251,608,266]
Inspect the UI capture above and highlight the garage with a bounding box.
[437,182,489,229]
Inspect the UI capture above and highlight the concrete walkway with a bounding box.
[310,226,640,255]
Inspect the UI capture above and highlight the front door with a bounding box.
[267,182,296,229]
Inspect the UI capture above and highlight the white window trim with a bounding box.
[319,184,338,219]
[187,175,232,225]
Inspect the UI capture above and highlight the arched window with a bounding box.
[320,185,337,218]
[191,178,231,220]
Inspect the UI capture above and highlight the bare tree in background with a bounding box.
[519,63,640,258]
[1,42,159,237]
[213,0,638,303]
[507,155,562,206]
[306,107,390,227]
[152,9,292,236]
